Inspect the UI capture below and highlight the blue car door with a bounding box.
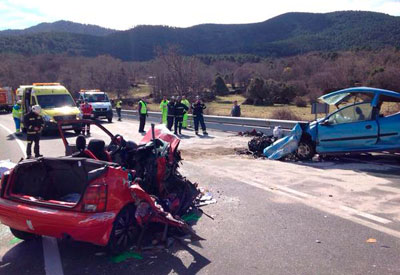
[317,103,378,153]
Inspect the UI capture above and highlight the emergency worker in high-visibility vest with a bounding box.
[138,99,148,133]
[115,99,122,121]
[181,95,190,128]
[159,96,169,125]
[12,100,22,134]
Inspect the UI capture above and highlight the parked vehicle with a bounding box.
[0,121,201,254]
[78,90,113,122]
[296,87,400,160]
[0,87,14,113]
[18,83,82,134]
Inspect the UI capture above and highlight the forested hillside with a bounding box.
[0,11,399,61]
[0,20,115,36]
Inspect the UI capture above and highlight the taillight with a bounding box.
[82,184,107,212]
[0,171,11,197]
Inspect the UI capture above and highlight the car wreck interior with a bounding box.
[10,158,105,205]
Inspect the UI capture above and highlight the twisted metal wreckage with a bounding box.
[0,121,214,254]
[248,87,400,161]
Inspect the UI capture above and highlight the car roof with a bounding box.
[319,86,400,105]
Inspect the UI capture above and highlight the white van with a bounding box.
[78,90,113,122]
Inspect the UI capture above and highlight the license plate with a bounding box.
[62,125,73,129]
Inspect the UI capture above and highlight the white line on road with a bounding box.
[214,167,400,239]
[0,123,26,158]
[42,236,64,275]
[340,205,392,224]
[0,123,64,275]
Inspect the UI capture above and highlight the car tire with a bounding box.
[107,117,112,123]
[107,205,140,255]
[296,140,315,160]
[10,227,39,241]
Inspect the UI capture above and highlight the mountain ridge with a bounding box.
[0,11,399,61]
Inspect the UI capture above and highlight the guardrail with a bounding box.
[113,109,305,135]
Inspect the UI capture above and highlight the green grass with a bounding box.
[207,94,319,121]
[125,92,326,121]
[129,84,152,98]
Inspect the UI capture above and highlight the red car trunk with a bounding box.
[5,158,106,208]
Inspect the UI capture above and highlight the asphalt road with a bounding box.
[0,112,400,275]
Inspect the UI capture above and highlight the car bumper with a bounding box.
[93,110,113,118]
[0,198,116,246]
[44,121,82,132]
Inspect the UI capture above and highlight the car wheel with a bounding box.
[296,140,315,160]
[10,227,39,241]
[107,117,112,123]
[107,205,140,255]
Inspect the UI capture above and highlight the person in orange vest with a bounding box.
[80,99,93,136]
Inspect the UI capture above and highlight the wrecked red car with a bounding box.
[0,120,202,253]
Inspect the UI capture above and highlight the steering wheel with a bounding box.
[107,134,125,156]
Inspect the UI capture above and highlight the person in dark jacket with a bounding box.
[191,96,208,135]
[173,96,189,135]
[167,96,176,131]
[24,105,44,158]
[231,100,241,117]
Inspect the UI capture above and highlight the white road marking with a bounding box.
[42,236,64,275]
[0,122,64,275]
[0,123,27,158]
[340,205,392,224]
[215,167,400,239]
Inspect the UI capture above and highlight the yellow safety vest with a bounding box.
[181,99,190,108]
[12,104,22,119]
[139,100,147,114]
[160,100,168,111]
[116,100,122,108]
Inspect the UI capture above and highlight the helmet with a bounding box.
[32,105,41,114]
[17,100,22,105]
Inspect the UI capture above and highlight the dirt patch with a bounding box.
[181,146,237,159]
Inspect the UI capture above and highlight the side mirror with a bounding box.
[320,120,331,126]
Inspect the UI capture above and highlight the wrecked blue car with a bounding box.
[265,87,400,160]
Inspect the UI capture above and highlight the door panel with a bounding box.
[317,103,378,153]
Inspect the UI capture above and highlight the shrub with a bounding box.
[212,75,229,95]
[270,109,301,121]
[294,96,307,107]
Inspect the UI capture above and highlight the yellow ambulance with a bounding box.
[19,83,82,134]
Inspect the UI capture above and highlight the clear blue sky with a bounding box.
[0,0,399,30]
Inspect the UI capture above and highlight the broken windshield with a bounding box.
[319,93,351,105]
[319,91,375,107]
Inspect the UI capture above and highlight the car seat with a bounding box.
[76,135,86,152]
[71,135,98,160]
[87,139,112,162]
